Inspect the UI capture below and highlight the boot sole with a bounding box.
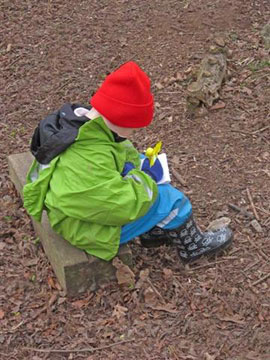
[140,236,172,248]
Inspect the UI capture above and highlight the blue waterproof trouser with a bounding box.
[120,184,192,244]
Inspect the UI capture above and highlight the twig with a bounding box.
[252,273,270,287]
[252,125,270,134]
[255,205,270,216]
[6,56,22,68]
[55,80,72,93]
[228,203,254,218]
[146,278,165,303]
[244,259,260,272]
[158,91,182,94]
[248,284,259,295]
[187,258,238,271]
[0,352,15,357]
[231,129,253,136]
[23,339,134,354]
[246,188,260,220]
[171,168,186,186]
[246,236,268,262]
[0,321,24,335]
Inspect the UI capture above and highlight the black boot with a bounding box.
[140,215,233,263]
[140,226,174,248]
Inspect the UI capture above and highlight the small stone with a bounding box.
[155,82,164,90]
[194,106,208,118]
[261,151,269,160]
[214,36,226,47]
[207,217,231,231]
[216,210,228,218]
[227,49,233,58]
[250,219,263,233]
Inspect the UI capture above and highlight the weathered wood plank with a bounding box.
[7,152,132,296]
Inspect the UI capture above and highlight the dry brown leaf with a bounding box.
[139,268,150,283]
[210,101,226,110]
[205,353,216,360]
[147,304,178,314]
[144,286,158,306]
[6,43,12,52]
[0,309,5,319]
[48,293,58,307]
[48,276,56,289]
[135,268,150,289]
[112,257,135,287]
[25,258,39,267]
[112,304,128,319]
[163,268,173,280]
[241,87,252,96]
[155,82,164,90]
[71,298,89,309]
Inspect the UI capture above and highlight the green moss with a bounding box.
[248,59,270,72]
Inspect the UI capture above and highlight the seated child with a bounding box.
[23,61,233,263]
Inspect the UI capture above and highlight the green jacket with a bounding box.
[23,116,158,260]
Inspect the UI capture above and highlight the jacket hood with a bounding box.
[30,103,91,164]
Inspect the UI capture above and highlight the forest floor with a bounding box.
[0,0,270,359]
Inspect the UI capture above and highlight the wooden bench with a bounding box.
[8,152,132,296]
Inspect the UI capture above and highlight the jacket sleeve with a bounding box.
[45,148,158,226]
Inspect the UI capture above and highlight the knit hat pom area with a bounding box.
[90,61,154,128]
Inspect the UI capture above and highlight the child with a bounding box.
[23,61,233,263]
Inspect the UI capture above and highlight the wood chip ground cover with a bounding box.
[0,0,269,359]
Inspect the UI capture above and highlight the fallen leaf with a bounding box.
[241,87,252,96]
[184,66,192,74]
[48,293,58,307]
[112,304,128,319]
[262,169,270,178]
[163,268,173,280]
[0,309,5,319]
[25,258,38,267]
[210,101,226,110]
[144,287,158,306]
[135,268,150,289]
[57,297,66,305]
[155,82,164,90]
[71,298,89,309]
[6,43,12,52]
[176,72,183,81]
[48,276,56,289]
[147,304,178,314]
[205,353,216,360]
[112,257,135,287]
[214,36,225,47]
[258,312,265,322]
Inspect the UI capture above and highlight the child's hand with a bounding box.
[121,162,136,177]
[141,158,163,183]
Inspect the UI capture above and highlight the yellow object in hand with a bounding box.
[145,141,162,167]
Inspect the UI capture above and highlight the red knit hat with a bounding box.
[90,61,154,128]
